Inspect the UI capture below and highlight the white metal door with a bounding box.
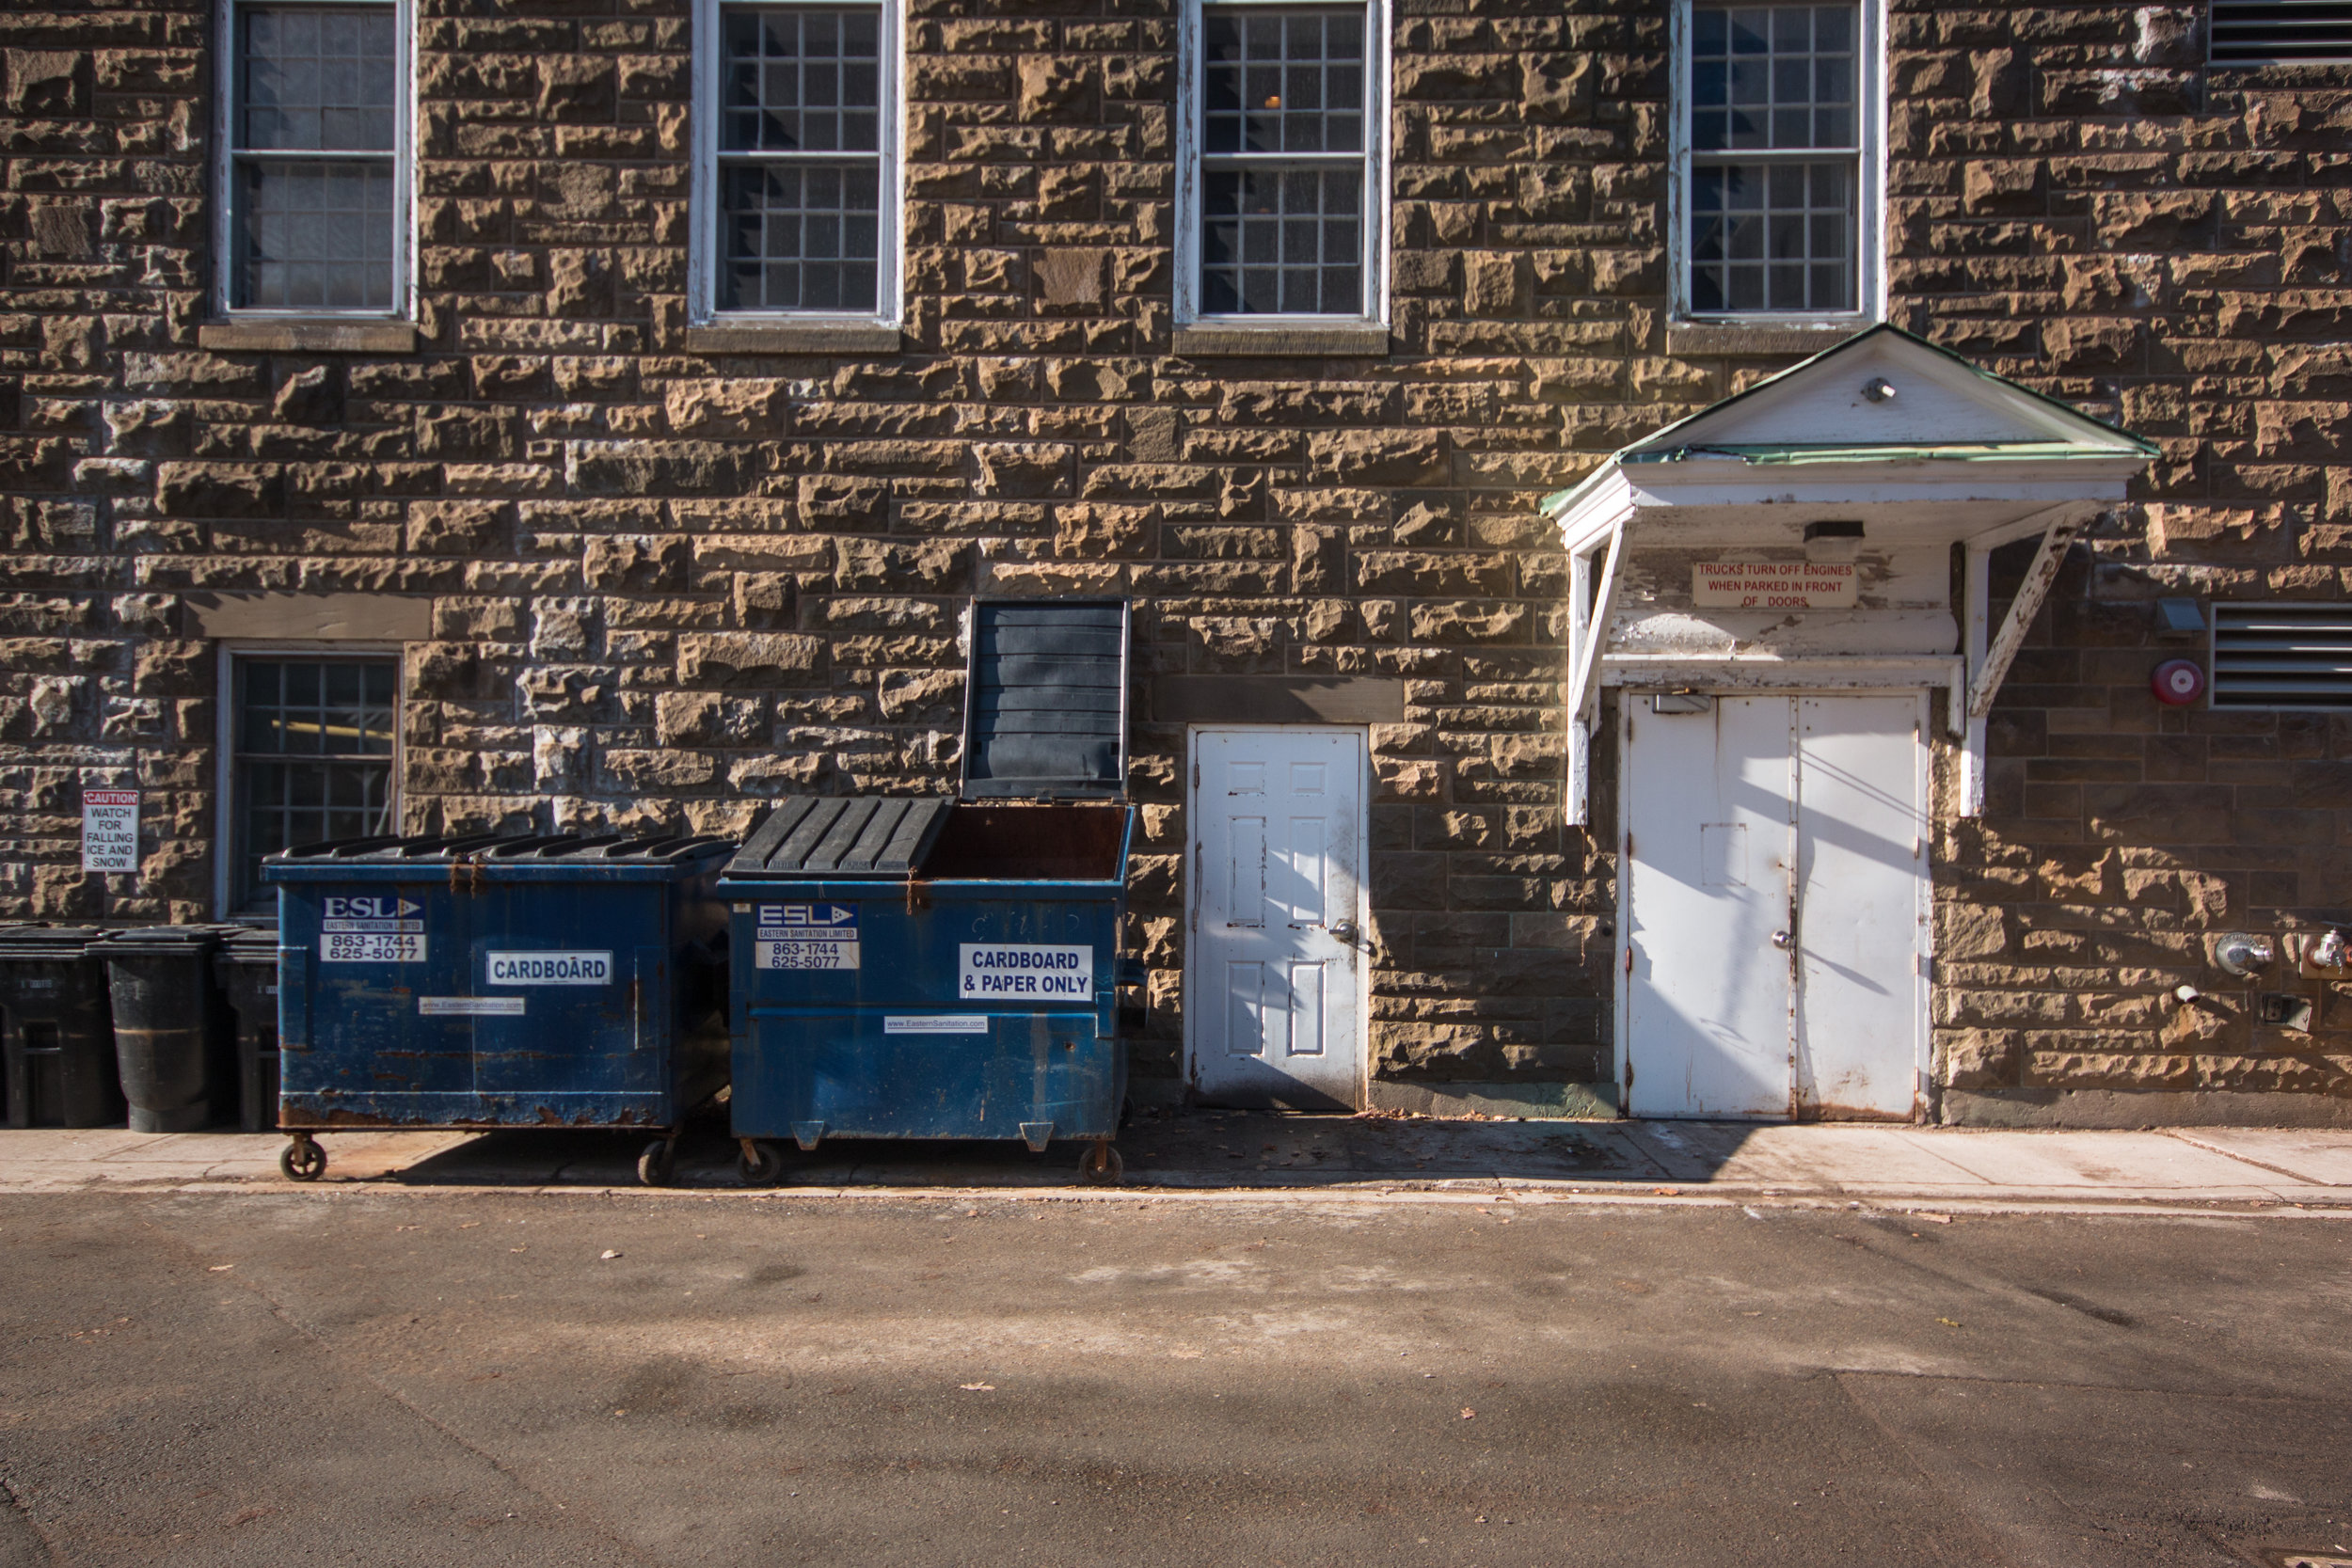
[1624,696,1796,1118]
[1187,728,1365,1109]
[1622,694,1926,1120]
[1794,695,1927,1118]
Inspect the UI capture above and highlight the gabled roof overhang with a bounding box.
[1543,325,2157,824]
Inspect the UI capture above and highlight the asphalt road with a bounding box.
[2,1192,2346,1567]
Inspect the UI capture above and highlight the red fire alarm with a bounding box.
[2152,658,2205,705]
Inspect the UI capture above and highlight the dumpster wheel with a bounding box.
[637,1137,677,1188]
[1078,1138,1123,1185]
[279,1134,326,1183]
[739,1138,786,1187]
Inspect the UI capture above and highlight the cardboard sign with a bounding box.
[957,942,1093,1001]
[80,788,138,874]
[1692,562,1857,610]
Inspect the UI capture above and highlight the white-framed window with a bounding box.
[213,0,413,316]
[216,648,402,913]
[690,0,903,325]
[1672,0,1883,321]
[1176,0,1390,326]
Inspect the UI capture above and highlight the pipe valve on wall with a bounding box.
[2210,932,2275,978]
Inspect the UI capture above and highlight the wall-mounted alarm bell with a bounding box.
[2152,658,2205,705]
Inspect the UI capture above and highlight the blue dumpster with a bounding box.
[724,601,1137,1183]
[262,832,734,1184]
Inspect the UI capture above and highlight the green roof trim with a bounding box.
[1620,439,2133,467]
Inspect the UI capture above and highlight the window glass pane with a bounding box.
[1688,1,1856,152]
[1200,166,1362,317]
[238,3,397,152]
[233,657,398,910]
[232,158,396,309]
[1201,5,1366,155]
[719,162,881,311]
[720,4,883,153]
[1687,158,1853,314]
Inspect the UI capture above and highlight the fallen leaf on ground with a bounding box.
[1936,1317,1963,1328]
[207,1264,232,1273]
[960,1383,995,1391]
[600,1249,622,1260]
[1459,1408,1476,1419]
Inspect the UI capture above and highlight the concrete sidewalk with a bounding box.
[4,1110,2351,1209]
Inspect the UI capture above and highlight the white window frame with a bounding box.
[214,642,405,917]
[689,0,905,327]
[1668,0,1885,325]
[212,0,416,320]
[1175,0,1391,329]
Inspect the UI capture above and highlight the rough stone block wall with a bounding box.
[1887,6,2352,1117]
[0,0,2345,1115]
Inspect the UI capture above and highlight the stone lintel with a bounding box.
[186,592,431,641]
[682,323,903,355]
[1171,323,1391,357]
[1367,1080,1621,1120]
[1663,321,1858,357]
[198,320,419,354]
[1152,675,1406,724]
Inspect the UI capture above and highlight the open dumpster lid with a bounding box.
[961,600,1129,800]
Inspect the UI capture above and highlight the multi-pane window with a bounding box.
[712,3,890,315]
[1192,3,1379,320]
[224,1,404,311]
[232,658,397,910]
[1684,3,1863,316]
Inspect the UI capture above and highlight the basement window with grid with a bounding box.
[696,0,899,322]
[2210,604,2352,709]
[1183,0,1387,324]
[231,657,398,911]
[2210,2,2352,64]
[219,0,407,313]
[1678,0,1877,319]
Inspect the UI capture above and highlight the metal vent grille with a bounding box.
[2212,603,2352,708]
[2211,1,2352,64]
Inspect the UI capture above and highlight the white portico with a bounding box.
[1545,327,2155,1120]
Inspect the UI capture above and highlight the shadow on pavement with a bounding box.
[373,1106,1752,1190]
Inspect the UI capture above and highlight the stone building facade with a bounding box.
[0,0,2346,1123]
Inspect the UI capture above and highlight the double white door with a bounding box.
[1185,728,1365,1109]
[1622,693,1927,1120]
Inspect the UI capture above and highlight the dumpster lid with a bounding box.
[265,832,734,866]
[961,599,1128,800]
[724,795,952,879]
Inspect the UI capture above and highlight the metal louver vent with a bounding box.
[2211,1,2352,64]
[2212,603,2352,708]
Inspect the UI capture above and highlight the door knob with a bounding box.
[1330,920,1360,944]
[1771,930,1792,950]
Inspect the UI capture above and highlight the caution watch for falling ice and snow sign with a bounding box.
[957,943,1093,1002]
[80,789,138,874]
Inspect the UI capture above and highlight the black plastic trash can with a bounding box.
[0,925,123,1129]
[99,927,236,1133]
[214,927,282,1134]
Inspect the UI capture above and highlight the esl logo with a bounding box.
[324,896,421,920]
[757,903,858,930]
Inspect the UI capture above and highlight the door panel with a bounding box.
[1624,696,1796,1118]
[1795,696,1926,1119]
[1189,728,1363,1109]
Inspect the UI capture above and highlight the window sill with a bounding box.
[199,320,418,354]
[1665,321,1866,357]
[1171,322,1391,357]
[682,322,902,355]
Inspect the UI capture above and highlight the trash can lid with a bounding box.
[95,925,229,956]
[961,600,1128,800]
[725,795,951,879]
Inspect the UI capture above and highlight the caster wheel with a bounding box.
[1078,1141,1123,1185]
[739,1140,785,1186]
[279,1138,326,1182]
[637,1139,676,1188]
